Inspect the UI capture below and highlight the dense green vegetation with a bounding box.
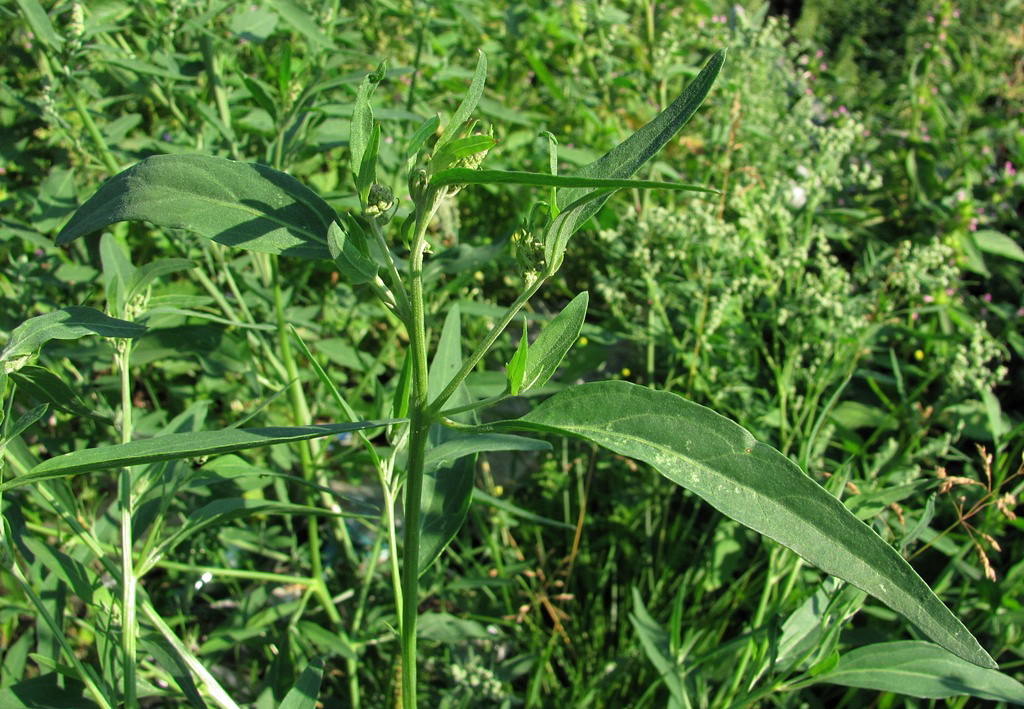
[1,1,1022,706]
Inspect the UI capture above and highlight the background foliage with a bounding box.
[1,0,1022,706]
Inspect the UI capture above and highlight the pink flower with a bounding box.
[1005,161,1017,176]
[815,49,824,59]
[923,295,935,303]
[982,293,992,302]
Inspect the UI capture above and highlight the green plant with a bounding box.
[2,38,1019,709]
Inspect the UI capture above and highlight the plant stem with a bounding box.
[116,339,137,707]
[427,277,544,415]
[398,205,436,708]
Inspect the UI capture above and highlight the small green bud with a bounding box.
[409,169,429,209]
[363,183,396,223]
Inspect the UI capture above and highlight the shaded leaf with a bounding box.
[487,381,996,669]
[0,421,393,492]
[1,307,146,370]
[419,305,473,574]
[813,641,1023,703]
[56,155,335,260]
[327,218,377,285]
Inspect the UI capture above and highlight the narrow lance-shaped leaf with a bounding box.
[430,168,717,195]
[0,420,394,492]
[812,642,1024,703]
[435,51,487,151]
[351,60,386,200]
[505,320,528,396]
[10,365,108,420]
[484,381,997,669]
[544,48,726,270]
[279,655,327,709]
[2,307,146,371]
[56,155,336,260]
[522,291,588,392]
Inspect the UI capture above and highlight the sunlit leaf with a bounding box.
[486,381,996,669]
[56,155,335,260]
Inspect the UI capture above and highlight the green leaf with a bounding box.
[630,588,687,709]
[56,155,336,260]
[1,307,146,371]
[152,498,349,564]
[327,217,377,285]
[419,305,474,575]
[435,51,487,151]
[1,405,48,453]
[505,320,528,396]
[813,642,1023,703]
[487,381,996,669]
[522,292,588,392]
[279,655,327,709]
[127,258,194,303]
[350,61,386,200]
[429,135,496,175]
[425,433,549,468]
[430,168,717,194]
[14,0,63,49]
[971,229,1024,262]
[544,49,726,270]
[267,0,333,49]
[405,115,441,172]
[0,421,393,492]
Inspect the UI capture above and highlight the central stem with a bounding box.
[399,200,439,708]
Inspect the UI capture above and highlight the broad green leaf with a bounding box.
[435,51,487,151]
[327,218,377,285]
[56,155,336,260]
[522,292,588,392]
[279,655,327,709]
[430,168,717,194]
[487,381,996,669]
[350,61,386,199]
[14,0,63,49]
[505,320,528,395]
[971,229,1024,262]
[813,642,1023,703]
[0,421,393,492]
[420,305,473,575]
[1,307,145,372]
[544,49,726,270]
